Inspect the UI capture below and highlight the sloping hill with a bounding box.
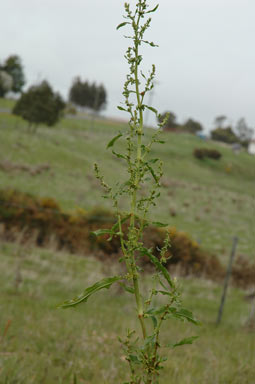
[0,99,254,261]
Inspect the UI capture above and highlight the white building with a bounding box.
[248,139,255,155]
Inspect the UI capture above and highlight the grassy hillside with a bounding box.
[0,241,254,384]
[0,100,254,262]
[0,97,16,110]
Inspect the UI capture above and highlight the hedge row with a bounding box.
[0,189,254,288]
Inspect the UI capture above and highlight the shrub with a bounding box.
[207,149,222,159]
[211,126,239,144]
[193,148,222,160]
[0,188,253,290]
[183,118,203,134]
[13,80,65,131]
[193,148,205,159]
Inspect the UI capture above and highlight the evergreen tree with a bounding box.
[13,80,65,131]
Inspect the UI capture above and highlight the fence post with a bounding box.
[216,236,238,325]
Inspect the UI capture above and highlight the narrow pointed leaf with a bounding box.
[156,140,166,144]
[117,105,128,112]
[141,40,159,48]
[112,150,126,160]
[107,133,123,149]
[157,290,172,296]
[148,158,159,164]
[58,276,122,308]
[147,4,159,14]
[151,315,158,329]
[146,164,158,183]
[144,105,158,115]
[119,282,135,294]
[145,305,168,316]
[116,21,130,30]
[152,221,168,227]
[111,214,130,233]
[91,229,113,237]
[140,248,174,288]
[167,336,199,348]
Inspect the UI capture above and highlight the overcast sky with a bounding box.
[1,0,255,131]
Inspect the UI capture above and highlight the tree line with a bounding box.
[159,111,254,147]
[1,54,254,146]
[0,54,107,130]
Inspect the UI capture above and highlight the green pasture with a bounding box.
[0,242,254,384]
[0,99,254,262]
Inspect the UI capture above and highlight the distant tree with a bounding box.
[13,80,65,132]
[2,55,25,94]
[0,70,13,97]
[235,118,254,148]
[211,126,239,144]
[183,118,203,134]
[158,111,178,131]
[69,77,107,112]
[214,115,227,129]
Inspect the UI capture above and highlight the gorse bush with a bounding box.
[193,148,222,160]
[0,188,228,283]
[1,188,254,290]
[59,2,201,382]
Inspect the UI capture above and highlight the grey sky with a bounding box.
[1,0,255,131]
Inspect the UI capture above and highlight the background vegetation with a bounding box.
[0,99,254,263]
[0,98,254,383]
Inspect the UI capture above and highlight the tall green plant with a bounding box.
[59,2,199,382]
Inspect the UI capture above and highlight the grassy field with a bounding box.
[0,99,254,262]
[0,241,254,384]
[0,100,254,383]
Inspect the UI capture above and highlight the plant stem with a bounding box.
[129,8,147,341]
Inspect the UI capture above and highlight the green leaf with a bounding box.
[156,140,166,144]
[91,229,112,237]
[144,335,156,348]
[151,315,158,329]
[145,305,168,316]
[145,105,158,115]
[147,4,159,14]
[152,221,168,227]
[146,164,158,183]
[167,308,200,325]
[116,21,130,30]
[141,247,174,288]
[119,282,135,294]
[117,105,128,112]
[107,133,123,149]
[168,336,199,348]
[148,158,159,164]
[128,354,140,364]
[58,276,122,308]
[141,40,159,48]
[157,290,172,296]
[112,150,126,160]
